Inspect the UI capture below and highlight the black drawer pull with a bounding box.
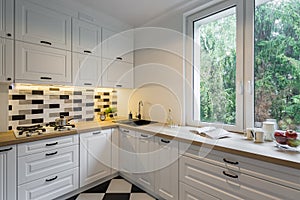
[40,77,52,80]
[6,33,12,37]
[115,84,122,87]
[93,131,101,135]
[141,134,149,138]
[45,176,58,182]
[123,130,129,133]
[223,171,238,179]
[223,158,239,165]
[6,77,12,81]
[45,151,58,156]
[161,139,170,143]
[46,142,58,146]
[84,83,92,86]
[40,40,52,45]
[84,50,92,54]
[0,147,13,152]
[116,57,123,60]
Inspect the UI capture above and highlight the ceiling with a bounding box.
[72,0,190,27]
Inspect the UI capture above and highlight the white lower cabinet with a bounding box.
[80,129,112,187]
[17,135,79,200]
[180,182,218,200]
[0,145,16,200]
[18,167,78,200]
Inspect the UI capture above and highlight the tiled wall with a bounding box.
[8,84,117,130]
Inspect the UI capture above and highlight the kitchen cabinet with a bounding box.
[102,28,133,63]
[154,137,179,200]
[15,0,71,50]
[15,41,72,84]
[111,128,119,174]
[135,132,155,192]
[0,38,13,82]
[101,58,133,88]
[179,143,300,200]
[0,145,16,200]
[80,129,112,187]
[0,0,14,39]
[73,53,101,87]
[72,18,101,56]
[17,135,79,200]
[179,182,218,200]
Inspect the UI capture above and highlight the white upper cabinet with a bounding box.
[102,28,133,63]
[15,41,72,84]
[0,38,13,82]
[15,0,71,50]
[73,53,101,87]
[101,58,133,88]
[0,0,14,39]
[72,19,101,56]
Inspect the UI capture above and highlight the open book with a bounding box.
[189,126,230,139]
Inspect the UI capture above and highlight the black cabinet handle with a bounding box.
[116,57,123,60]
[40,77,52,80]
[223,171,238,179]
[45,151,58,156]
[40,41,52,45]
[141,134,149,138]
[161,139,170,143]
[123,130,129,133]
[6,77,12,81]
[45,176,58,182]
[93,131,101,135]
[84,50,92,54]
[115,84,122,87]
[45,142,58,146]
[84,83,92,86]
[6,33,12,37]
[0,147,13,152]
[223,158,239,165]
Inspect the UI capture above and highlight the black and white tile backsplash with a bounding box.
[8,84,117,130]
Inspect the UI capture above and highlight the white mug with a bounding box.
[254,130,264,143]
[245,128,254,140]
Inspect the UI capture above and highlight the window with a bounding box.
[185,0,300,132]
[254,0,300,131]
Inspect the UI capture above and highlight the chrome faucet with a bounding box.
[137,100,143,120]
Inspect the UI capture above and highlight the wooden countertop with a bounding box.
[1,120,299,170]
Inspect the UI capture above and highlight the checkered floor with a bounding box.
[66,176,157,200]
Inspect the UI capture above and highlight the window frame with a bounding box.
[184,0,253,132]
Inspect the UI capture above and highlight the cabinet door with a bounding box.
[179,182,219,200]
[15,0,71,50]
[119,128,137,175]
[73,53,101,87]
[0,145,16,200]
[154,137,179,200]
[18,167,78,200]
[135,132,155,192]
[15,41,72,83]
[18,145,79,185]
[111,128,119,174]
[102,28,133,63]
[102,58,133,88]
[80,129,112,187]
[0,0,13,39]
[0,38,13,82]
[72,19,101,56]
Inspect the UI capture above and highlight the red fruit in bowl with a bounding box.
[274,131,285,137]
[274,131,287,144]
[286,130,298,139]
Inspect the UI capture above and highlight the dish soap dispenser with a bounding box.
[166,108,174,127]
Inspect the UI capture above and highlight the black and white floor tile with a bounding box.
[67,176,157,200]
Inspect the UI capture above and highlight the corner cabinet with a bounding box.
[0,38,13,82]
[80,129,112,187]
[0,145,16,200]
[0,0,14,39]
[15,0,71,50]
[15,41,72,84]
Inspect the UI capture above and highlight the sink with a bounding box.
[115,119,156,126]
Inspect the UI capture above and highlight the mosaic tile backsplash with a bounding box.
[8,84,117,130]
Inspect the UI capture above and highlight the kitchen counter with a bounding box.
[1,120,299,169]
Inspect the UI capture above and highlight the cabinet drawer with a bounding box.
[18,134,78,156]
[15,41,72,84]
[179,182,219,200]
[18,145,78,184]
[15,0,71,50]
[18,167,78,200]
[180,156,299,200]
